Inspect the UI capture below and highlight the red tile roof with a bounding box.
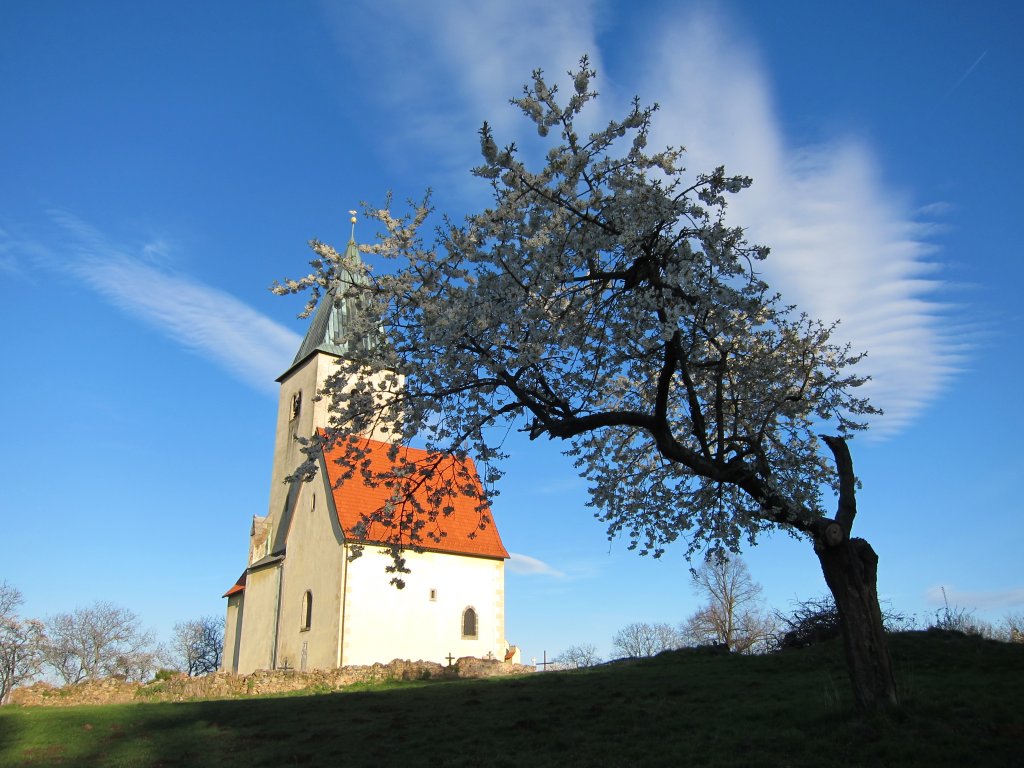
[223,571,246,598]
[321,434,509,560]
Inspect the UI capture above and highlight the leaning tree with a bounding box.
[275,58,897,710]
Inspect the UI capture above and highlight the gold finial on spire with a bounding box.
[349,210,357,241]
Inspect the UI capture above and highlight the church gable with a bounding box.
[319,434,509,561]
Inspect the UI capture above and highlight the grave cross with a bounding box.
[446,652,455,667]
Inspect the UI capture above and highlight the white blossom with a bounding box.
[279,58,877,561]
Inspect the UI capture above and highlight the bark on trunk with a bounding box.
[816,534,898,710]
[816,436,898,711]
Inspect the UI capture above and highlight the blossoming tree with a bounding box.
[276,58,897,710]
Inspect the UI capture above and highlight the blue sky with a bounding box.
[1,0,1021,664]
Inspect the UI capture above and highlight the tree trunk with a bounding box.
[815,534,898,711]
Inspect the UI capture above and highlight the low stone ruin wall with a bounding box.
[9,657,533,708]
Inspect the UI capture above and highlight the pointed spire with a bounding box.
[288,209,372,368]
[344,210,360,263]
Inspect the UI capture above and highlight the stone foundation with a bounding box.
[8,657,533,707]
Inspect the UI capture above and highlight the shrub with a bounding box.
[927,587,997,639]
[775,597,840,650]
[775,596,914,650]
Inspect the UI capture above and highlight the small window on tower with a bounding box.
[290,391,302,421]
[429,588,437,601]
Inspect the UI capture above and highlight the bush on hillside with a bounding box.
[775,597,840,650]
[775,596,914,650]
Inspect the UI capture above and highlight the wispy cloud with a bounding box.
[326,4,958,439]
[0,250,19,276]
[640,10,961,438]
[40,211,300,394]
[925,584,1024,612]
[942,50,988,101]
[322,0,601,206]
[508,552,566,578]
[0,226,38,280]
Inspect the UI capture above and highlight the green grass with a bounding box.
[1,631,1021,767]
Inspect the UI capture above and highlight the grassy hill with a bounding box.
[1,631,1021,767]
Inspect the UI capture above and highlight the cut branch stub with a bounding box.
[813,519,845,551]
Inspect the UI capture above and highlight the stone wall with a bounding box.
[8,657,533,708]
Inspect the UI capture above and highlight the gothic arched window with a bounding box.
[462,607,478,639]
[301,590,313,631]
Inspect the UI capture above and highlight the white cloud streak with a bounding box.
[330,3,958,438]
[925,584,1024,612]
[507,552,566,577]
[324,0,601,206]
[643,9,961,438]
[0,226,38,280]
[943,50,987,101]
[44,211,300,394]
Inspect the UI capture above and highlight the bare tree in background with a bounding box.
[169,616,224,676]
[1003,613,1024,644]
[553,643,602,669]
[612,622,684,659]
[0,583,44,704]
[682,556,775,653]
[43,601,156,684]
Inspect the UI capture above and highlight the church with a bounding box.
[221,231,512,675]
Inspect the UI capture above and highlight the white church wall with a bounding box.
[340,546,505,667]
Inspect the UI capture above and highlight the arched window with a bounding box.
[462,607,478,639]
[301,590,313,631]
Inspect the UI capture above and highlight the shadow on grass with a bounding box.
[2,633,1022,767]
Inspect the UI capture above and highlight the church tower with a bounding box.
[259,216,396,560]
[222,217,511,675]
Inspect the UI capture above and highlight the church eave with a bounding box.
[222,571,247,598]
[246,553,285,573]
[275,347,343,383]
[343,537,510,562]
